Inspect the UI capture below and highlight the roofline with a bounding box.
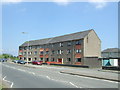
[19,38,85,47]
[19,29,93,47]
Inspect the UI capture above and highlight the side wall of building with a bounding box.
[83,57,102,68]
[83,30,101,57]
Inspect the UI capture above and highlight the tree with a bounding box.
[0,54,19,60]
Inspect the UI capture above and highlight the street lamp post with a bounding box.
[22,32,29,65]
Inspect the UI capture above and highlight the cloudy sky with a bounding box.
[1,0,118,56]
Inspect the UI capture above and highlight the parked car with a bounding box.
[32,61,42,65]
[17,60,26,64]
[0,58,7,62]
[13,60,19,63]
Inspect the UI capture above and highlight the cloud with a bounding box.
[88,0,107,9]
[2,0,23,4]
[53,0,70,6]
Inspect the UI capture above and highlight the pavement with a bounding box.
[23,63,119,82]
[1,62,119,88]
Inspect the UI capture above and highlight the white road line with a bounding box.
[69,82,79,88]
[46,76,51,80]
[76,75,118,83]
[45,75,80,88]
[3,76,14,88]
[3,76,6,80]
[28,72,36,75]
[32,72,35,75]
[10,82,14,88]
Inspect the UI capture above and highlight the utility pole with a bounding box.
[22,32,29,65]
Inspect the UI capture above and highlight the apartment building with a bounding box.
[19,29,101,68]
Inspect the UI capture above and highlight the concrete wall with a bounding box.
[83,57,102,68]
[83,30,101,57]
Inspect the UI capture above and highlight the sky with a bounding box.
[1,0,118,56]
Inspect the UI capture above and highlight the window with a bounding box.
[60,42,63,47]
[67,49,71,54]
[30,52,32,55]
[45,45,48,48]
[67,41,71,46]
[40,51,44,55]
[24,57,26,60]
[52,50,54,54]
[57,50,63,54]
[19,47,22,50]
[28,58,31,61]
[28,52,32,55]
[61,50,63,54]
[40,58,43,61]
[28,52,30,55]
[76,49,81,53]
[76,58,81,62]
[24,47,27,50]
[34,51,37,55]
[34,57,37,60]
[29,46,32,50]
[46,51,49,54]
[23,52,26,55]
[67,58,71,62]
[87,36,88,43]
[76,40,82,45]
[52,58,55,61]
[19,52,23,55]
[46,58,49,62]
[57,50,60,54]
[51,44,54,47]
[34,46,37,49]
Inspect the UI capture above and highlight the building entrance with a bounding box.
[58,58,63,64]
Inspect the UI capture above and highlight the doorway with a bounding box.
[57,58,63,64]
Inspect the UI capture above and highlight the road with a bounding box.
[1,62,118,88]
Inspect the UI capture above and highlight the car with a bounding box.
[13,60,19,63]
[17,60,26,64]
[32,61,42,65]
[0,58,7,62]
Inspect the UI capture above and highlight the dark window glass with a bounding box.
[19,47,22,50]
[40,51,44,54]
[67,58,71,61]
[76,40,82,45]
[60,43,63,47]
[24,47,27,50]
[52,58,55,61]
[46,51,49,54]
[52,50,54,54]
[67,49,71,54]
[34,51,37,55]
[40,58,43,61]
[46,58,49,62]
[57,50,60,54]
[35,57,37,60]
[34,46,37,49]
[67,41,71,46]
[76,58,81,62]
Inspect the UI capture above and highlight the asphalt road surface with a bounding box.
[1,62,118,88]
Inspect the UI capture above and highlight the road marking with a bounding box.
[46,76,51,80]
[10,82,14,88]
[75,75,118,83]
[3,76,6,80]
[31,72,35,75]
[3,76,14,88]
[69,82,79,88]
